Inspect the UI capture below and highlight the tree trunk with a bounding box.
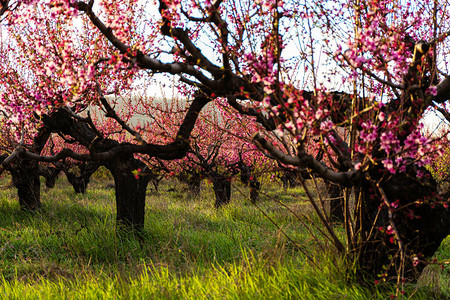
[239,163,260,203]
[356,166,450,282]
[247,180,261,204]
[212,176,231,208]
[65,173,88,193]
[104,155,151,230]
[10,158,41,210]
[180,170,202,197]
[63,161,101,194]
[187,176,202,197]
[4,127,50,210]
[249,184,259,203]
[38,164,62,189]
[280,171,298,189]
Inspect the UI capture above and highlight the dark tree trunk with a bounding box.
[249,184,260,203]
[280,170,298,189]
[40,109,168,231]
[279,168,311,189]
[4,127,51,210]
[187,175,202,197]
[327,182,344,223]
[38,164,63,189]
[179,170,202,197]
[65,173,87,193]
[63,161,101,194]
[10,158,41,210]
[104,154,151,230]
[356,166,450,282]
[212,176,231,208]
[239,163,260,203]
[247,179,260,204]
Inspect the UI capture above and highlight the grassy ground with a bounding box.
[0,172,448,299]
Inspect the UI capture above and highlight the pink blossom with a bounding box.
[382,159,395,174]
[380,131,400,154]
[426,86,437,96]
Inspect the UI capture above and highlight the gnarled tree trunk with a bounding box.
[38,164,63,189]
[5,128,51,210]
[42,109,153,230]
[179,170,202,197]
[10,157,41,210]
[356,166,450,282]
[63,161,101,194]
[249,183,260,204]
[239,163,260,203]
[104,154,151,230]
[212,175,232,208]
[279,170,298,189]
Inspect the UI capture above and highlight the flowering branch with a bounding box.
[253,133,360,186]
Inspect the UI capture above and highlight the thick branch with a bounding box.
[176,94,211,139]
[0,147,20,176]
[0,0,9,16]
[253,133,360,186]
[19,138,190,163]
[434,76,450,103]
[227,96,276,130]
[62,106,103,138]
[158,16,224,78]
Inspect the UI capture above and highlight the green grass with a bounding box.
[0,174,448,299]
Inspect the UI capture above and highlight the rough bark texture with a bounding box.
[212,176,232,208]
[4,127,51,210]
[10,158,41,210]
[179,170,202,197]
[239,163,260,203]
[104,153,151,230]
[357,166,450,282]
[63,161,101,194]
[38,164,63,189]
[42,109,153,230]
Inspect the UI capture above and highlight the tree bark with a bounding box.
[239,163,260,203]
[249,183,260,204]
[38,164,63,189]
[10,158,41,210]
[356,166,450,282]
[280,170,298,189]
[212,176,231,208]
[104,154,151,230]
[179,170,202,197]
[5,127,51,210]
[42,109,152,230]
[63,161,101,194]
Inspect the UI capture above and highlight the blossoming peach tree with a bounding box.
[138,96,272,206]
[1,0,450,285]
